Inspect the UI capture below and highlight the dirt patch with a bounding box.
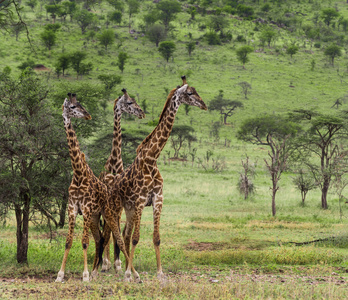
[34,64,50,71]
[185,241,231,251]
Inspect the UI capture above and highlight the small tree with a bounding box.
[292,110,348,209]
[126,0,140,32]
[186,41,196,56]
[260,29,276,48]
[62,1,77,22]
[286,45,299,59]
[98,29,115,50]
[237,81,252,99]
[117,52,128,73]
[56,53,70,76]
[321,8,340,27]
[75,9,96,34]
[26,0,37,11]
[170,125,196,158]
[109,10,122,26]
[324,44,342,66]
[158,41,176,62]
[97,74,122,99]
[156,0,182,32]
[0,71,69,263]
[237,115,299,216]
[69,51,87,79]
[292,169,317,206]
[209,90,243,124]
[238,155,257,200]
[236,45,253,69]
[147,24,166,47]
[40,30,56,51]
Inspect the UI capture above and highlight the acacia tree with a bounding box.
[40,29,56,51]
[292,110,348,209]
[260,29,277,47]
[156,0,182,32]
[286,45,299,59]
[170,125,196,158]
[126,0,140,32]
[117,52,128,73]
[237,115,299,216]
[321,8,340,27]
[324,44,342,66]
[147,24,166,47]
[97,29,115,50]
[0,71,69,263]
[158,41,176,62]
[75,9,96,34]
[236,45,253,69]
[209,90,243,124]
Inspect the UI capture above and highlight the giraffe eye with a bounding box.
[70,105,76,109]
[187,92,192,96]
[127,102,132,105]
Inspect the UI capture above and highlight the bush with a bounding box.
[205,31,221,45]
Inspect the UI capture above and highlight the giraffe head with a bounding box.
[175,76,207,111]
[114,89,145,119]
[62,93,92,122]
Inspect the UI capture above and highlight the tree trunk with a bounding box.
[321,178,330,209]
[58,194,68,228]
[271,188,277,216]
[15,192,30,264]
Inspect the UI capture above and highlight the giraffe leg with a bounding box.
[113,207,123,274]
[153,193,165,280]
[125,207,143,283]
[81,213,92,282]
[90,214,102,280]
[101,221,112,272]
[103,204,131,282]
[55,204,77,283]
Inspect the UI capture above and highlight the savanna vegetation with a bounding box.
[1,0,348,298]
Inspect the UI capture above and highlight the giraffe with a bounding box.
[94,76,207,282]
[100,88,145,273]
[55,93,130,283]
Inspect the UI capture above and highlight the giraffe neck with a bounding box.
[140,95,179,161]
[63,117,88,183]
[104,107,123,175]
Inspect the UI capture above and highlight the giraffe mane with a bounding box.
[113,97,120,111]
[136,87,177,153]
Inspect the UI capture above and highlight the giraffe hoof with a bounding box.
[90,270,98,280]
[83,271,89,282]
[114,259,122,274]
[157,272,166,282]
[101,258,112,272]
[55,271,64,283]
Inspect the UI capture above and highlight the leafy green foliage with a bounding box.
[156,0,182,31]
[40,30,56,51]
[75,9,96,34]
[117,51,128,73]
[286,45,299,59]
[236,45,253,67]
[324,44,342,66]
[209,90,243,124]
[146,24,166,47]
[97,29,115,50]
[158,41,176,62]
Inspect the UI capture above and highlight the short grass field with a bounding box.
[1,154,348,299]
[1,0,348,298]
